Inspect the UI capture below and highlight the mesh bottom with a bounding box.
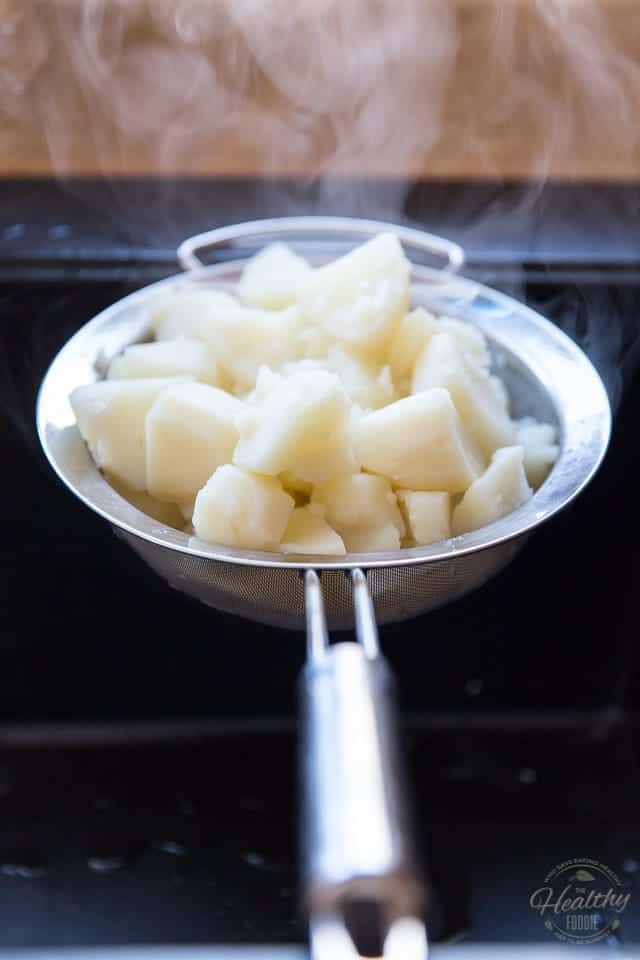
[121,533,525,631]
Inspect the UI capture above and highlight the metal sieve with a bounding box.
[36,217,611,958]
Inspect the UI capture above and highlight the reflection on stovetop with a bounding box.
[0,728,639,948]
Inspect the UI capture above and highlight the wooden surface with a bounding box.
[0,0,639,180]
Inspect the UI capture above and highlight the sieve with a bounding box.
[37,217,610,958]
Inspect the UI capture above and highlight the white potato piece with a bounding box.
[193,464,294,549]
[70,378,188,491]
[233,369,355,484]
[343,524,401,553]
[352,388,483,493]
[107,339,219,386]
[146,382,243,503]
[388,307,439,394]
[201,303,305,393]
[326,347,396,410]
[452,445,532,536]
[107,475,185,529]
[397,490,451,546]
[300,233,410,356]
[312,473,405,543]
[514,417,559,488]
[412,332,515,458]
[489,374,510,413]
[439,317,490,370]
[238,242,312,310]
[279,503,346,555]
[151,289,238,341]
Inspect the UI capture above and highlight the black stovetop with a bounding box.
[0,177,639,952]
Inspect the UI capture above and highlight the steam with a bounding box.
[0,0,638,409]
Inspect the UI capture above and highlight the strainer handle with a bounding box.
[300,570,427,957]
[177,216,465,274]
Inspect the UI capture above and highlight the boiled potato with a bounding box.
[412,332,514,458]
[107,339,219,386]
[233,369,355,484]
[452,445,532,536]
[151,289,238,341]
[352,388,483,493]
[300,234,410,356]
[146,382,243,503]
[193,464,294,549]
[238,242,312,310]
[439,317,490,370]
[107,475,185,529]
[388,307,439,394]
[326,347,396,410]
[514,417,559,488]
[201,303,305,393]
[343,523,401,552]
[279,503,346,555]
[312,473,404,547]
[70,378,188,491]
[397,490,451,546]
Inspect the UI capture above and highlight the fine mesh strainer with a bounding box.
[36,217,611,957]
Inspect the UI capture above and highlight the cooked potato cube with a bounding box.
[233,369,355,484]
[201,303,305,393]
[70,378,187,491]
[514,417,559,488]
[439,317,490,370]
[312,473,405,543]
[412,332,515,458]
[238,243,312,310]
[343,524,401,552]
[108,339,219,386]
[352,388,483,493]
[193,465,294,549]
[301,234,410,356]
[452,445,532,535]
[146,382,243,503]
[388,307,439,393]
[151,289,238,341]
[279,503,346,555]
[326,346,396,410]
[397,490,451,546]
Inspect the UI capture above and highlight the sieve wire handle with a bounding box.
[300,570,428,959]
[177,216,464,274]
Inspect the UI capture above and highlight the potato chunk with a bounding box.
[279,503,346,555]
[452,445,532,536]
[151,289,238,341]
[388,307,439,394]
[397,490,451,546]
[107,339,219,386]
[193,465,294,549]
[352,388,483,493]
[301,234,410,356]
[238,243,312,310]
[514,417,559,488]
[233,369,354,484]
[312,473,404,547]
[412,331,514,458]
[439,317,490,370]
[70,378,187,491]
[201,303,305,393]
[343,524,401,553]
[146,382,243,503]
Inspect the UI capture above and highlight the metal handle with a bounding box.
[301,569,427,959]
[177,216,465,274]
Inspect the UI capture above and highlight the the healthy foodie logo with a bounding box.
[529,858,631,944]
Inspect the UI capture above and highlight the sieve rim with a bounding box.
[36,217,611,571]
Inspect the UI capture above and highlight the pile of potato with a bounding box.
[70,235,558,554]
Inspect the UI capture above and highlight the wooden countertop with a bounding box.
[0,0,639,180]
